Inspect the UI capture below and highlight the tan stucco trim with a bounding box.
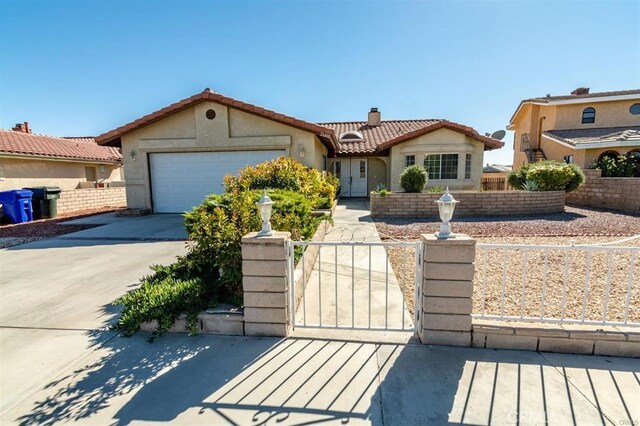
[0,153,121,165]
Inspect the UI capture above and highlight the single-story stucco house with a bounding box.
[96,88,503,213]
[0,122,123,191]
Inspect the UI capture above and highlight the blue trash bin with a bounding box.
[0,189,33,224]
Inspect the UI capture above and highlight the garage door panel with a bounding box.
[149,151,284,213]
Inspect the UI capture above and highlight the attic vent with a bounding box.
[339,131,364,142]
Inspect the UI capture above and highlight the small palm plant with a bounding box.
[521,179,539,191]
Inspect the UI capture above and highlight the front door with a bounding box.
[335,159,368,197]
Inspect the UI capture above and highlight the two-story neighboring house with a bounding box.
[508,88,640,169]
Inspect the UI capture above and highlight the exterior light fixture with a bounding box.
[256,190,275,237]
[435,187,458,239]
[129,150,137,161]
[299,144,305,158]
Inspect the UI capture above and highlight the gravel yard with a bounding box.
[0,207,122,248]
[380,208,640,323]
[376,206,640,239]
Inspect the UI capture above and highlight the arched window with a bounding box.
[582,107,596,124]
[598,150,619,162]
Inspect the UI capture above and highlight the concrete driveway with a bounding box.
[0,214,188,415]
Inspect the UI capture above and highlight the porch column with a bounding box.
[241,231,291,337]
[419,234,476,346]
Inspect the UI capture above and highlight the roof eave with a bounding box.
[95,91,340,153]
[375,121,504,152]
[0,152,122,164]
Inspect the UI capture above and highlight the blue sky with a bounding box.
[1,0,638,165]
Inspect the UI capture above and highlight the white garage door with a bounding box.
[149,151,285,213]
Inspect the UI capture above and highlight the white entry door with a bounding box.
[335,158,368,197]
[149,150,285,213]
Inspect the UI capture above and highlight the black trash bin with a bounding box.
[24,186,62,219]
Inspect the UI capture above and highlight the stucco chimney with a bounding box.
[11,122,31,133]
[368,108,381,126]
[571,87,590,96]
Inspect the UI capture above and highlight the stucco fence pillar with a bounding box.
[419,234,476,346]
[241,231,291,337]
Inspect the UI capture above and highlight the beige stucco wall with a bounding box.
[367,157,388,191]
[0,157,123,191]
[388,128,484,191]
[512,98,640,167]
[551,100,640,129]
[120,101,328,209]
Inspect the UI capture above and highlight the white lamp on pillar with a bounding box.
[256,190,275,237]
[435,187,458,239]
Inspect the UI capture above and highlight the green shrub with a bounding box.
[593,154,639,177]
[526,162,574,191]
[509,161,585,192]
[224,157,339,209]
[113,261,215,341]
[400,165,427,192]
[113,159,334,339]
[507,164,530,189]
[564,163,586,192]
[373,183,390,197]
[427,186,445,193]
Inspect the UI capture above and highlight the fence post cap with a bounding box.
[421,233,475,246]
[242,231,291,244]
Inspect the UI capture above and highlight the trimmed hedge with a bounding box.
[508,161,585,192]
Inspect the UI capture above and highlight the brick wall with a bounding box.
[370,190,565,218]
[566,169,640,214]
[57,187,127,214]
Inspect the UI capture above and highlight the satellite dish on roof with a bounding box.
[491,130,506,141]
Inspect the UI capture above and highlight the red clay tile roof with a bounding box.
[320,119,441,153]
[321,119,504,154]
[95,88,502,155]
[543,126,640,147]
[95,89,339,153]
[0,130,122,163]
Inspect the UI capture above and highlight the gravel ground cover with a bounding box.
[380,209,640,323]
[0,207,123,249]
[375,206,640,239]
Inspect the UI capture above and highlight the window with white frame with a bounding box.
[465,154,472,179]
[424,154,459,180]
[405,155,415,168]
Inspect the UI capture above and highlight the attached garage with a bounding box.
[149,150,285,213]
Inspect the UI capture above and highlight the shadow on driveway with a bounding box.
[11,334,639,425]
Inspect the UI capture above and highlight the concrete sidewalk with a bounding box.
[294,199,413,335]
[2,333,638,425]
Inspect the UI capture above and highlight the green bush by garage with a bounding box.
[113,158,338,339]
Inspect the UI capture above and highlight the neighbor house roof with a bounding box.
[0,130,122,163]
[321,120,504,154]
[524,89,640,103]
[543,126,640,148]
[509,89,640,125]
[483,164,512,173]
[95,89,339,153]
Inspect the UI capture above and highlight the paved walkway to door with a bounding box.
[292,199,414,341]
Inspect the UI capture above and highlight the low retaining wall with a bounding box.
[139,308,244,336]
[472,320,640,358]
[566,169,640,214]
[57,187,127,214]
[371,190,565,218]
